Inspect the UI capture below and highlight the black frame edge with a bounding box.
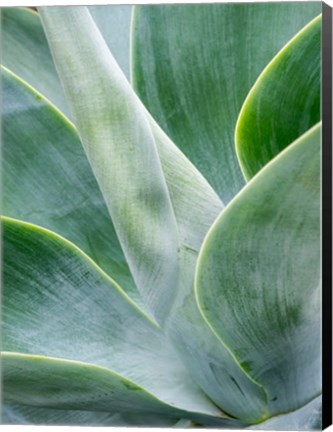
[322,1,332,430]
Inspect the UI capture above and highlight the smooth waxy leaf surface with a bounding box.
[2,7,71,118]
[236,15,321,179]
[40,6,179,323]
[2,403,176,427]
[196,124,321,417]
[132,2,321,201]
[145,112,268,425]
[1,66,142,306]
[89,5,132,78]
[4,353,233,426]
[2,217,226,422]
[39,6,271,422]
[2,353,182,416]
[2,6,132,118]
[5,8,249,415]
[247,397,322,431]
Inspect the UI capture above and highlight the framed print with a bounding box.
[1,2,332,429]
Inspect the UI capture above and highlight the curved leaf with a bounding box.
[1,66,142,307]
[5,8,249,416]
[38,6,271,422]
[4,352,235,426]
[39,6,179,324]
[247,396,322,430]
[2,7,71,118]
[132,3,321,201]
[196,124,321,417]
[2,403,176,427]
[146,93,268,427]
[236,15,321,179]
[2,216,224,421]
[4,5,224,257]
[2,353,181,416]
[2,6,132,118]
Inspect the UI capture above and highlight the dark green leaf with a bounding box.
[236,15,321,179]
[132,3,321,201]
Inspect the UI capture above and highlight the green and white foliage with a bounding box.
[2,3,322,428]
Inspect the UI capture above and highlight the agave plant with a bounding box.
[2,3,322,429]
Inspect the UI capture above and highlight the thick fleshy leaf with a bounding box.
[150,127,269,422]
[39,6,179,324]
[236,15,321,179]
[4,7,246,416]
[38,6,271,422]
[2,403,176,427]
[132,3,321,201]
[2,6,132,119]
[37,5,276,422]
[247,396,322,431]
[196,124,321,417]
[147,116,268,425]
[1,66,143,307]
[4,353,234,426]
[2,353,183,417]
[2,216,225,422]
[2,7,71,118]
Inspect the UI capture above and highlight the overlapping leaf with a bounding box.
[236,15,321,179]
[2,7,70,118]
[2,403,176,427]
[2,216,229,425]
[196,124,321,417]
[247,397,322,431]
[3,352,233,426]
[89,5,132,78]
[2,66,142,307]
[2,6,132,119]
[3,353,180,416]
[40,7,180,324]
[2,4,322,427]
[4,6,249,420]
[39,6,272,422]
[132,3,321,201]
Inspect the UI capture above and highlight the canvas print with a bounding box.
[1,2,323,429]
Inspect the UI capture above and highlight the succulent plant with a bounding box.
[2,3,322,428]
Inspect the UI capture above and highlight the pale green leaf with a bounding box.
[196,124,321,417]
[247,396,322,430]
[1,66,142,307]
[39,6,179,324]
[132,3,321,201]
[2,403,176,427]
[2,6,132,119]
[38,6,271,422]
[89,5,132,78]
[2,7,71,118]
[236,15,321,179]
[4,353,235,426]
[2,216,225,421]
[2,353,182,417]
